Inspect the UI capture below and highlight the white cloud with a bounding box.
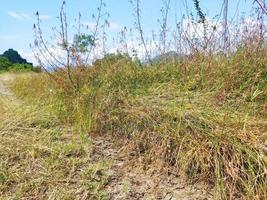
[8,11,24,20]
[109,40,158,60]
[108,22,121,31]
[8,11,52,21]
[18,49,37,65]
[0,34,17,41]
[39,15,52,20]
[83,21,121,31]
[83,21,97,30]
[181,17,223,40]
[20,13,33,20]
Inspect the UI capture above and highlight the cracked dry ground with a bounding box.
[0,74,212,200]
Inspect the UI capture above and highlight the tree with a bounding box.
[33,0,108,93]
[93,53,133,67]
[72,34,95,54]
[0,57,12,71]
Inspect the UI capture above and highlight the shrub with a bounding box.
[0,57,12,71]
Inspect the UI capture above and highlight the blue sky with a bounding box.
[0,0,256,64]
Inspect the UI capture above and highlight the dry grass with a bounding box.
[4,48,267,199]
[0,77,112,199]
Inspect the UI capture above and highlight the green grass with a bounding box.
[3,48,267,199]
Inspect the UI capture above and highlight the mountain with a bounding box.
[1,49,32,66]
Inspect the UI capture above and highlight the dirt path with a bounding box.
[0,74,19,105]
[0,73,212,200]
[0,75,12,96]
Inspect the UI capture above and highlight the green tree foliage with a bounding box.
[0,57,12,71]
[93,53,134,67]
[9,63,33,72]
[192,0,206,23]
[72,34,95,53]
[0,49,33,72]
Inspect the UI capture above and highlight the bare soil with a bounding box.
[90,137,212,200]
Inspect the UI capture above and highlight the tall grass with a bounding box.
[1,73,114,199]
[8,47,267,199]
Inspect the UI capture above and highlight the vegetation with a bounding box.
[4,47,266,199]
[0,0,266,199]
[0,57,12,71]
[0,49,33,72]
[0,73,111,199]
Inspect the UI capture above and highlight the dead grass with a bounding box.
[4,48,267,199]
[0,77,112,200]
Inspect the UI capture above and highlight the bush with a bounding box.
[0,57,12,71]
[8,63,33,72]
[33,66,42,73]
[0,49,34,72]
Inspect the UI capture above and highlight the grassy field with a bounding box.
[1,48,267,199]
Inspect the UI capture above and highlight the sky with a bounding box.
[0,0,258,64]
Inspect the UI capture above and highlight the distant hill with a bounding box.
[0,49,33,71]
[0,49,32,66]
